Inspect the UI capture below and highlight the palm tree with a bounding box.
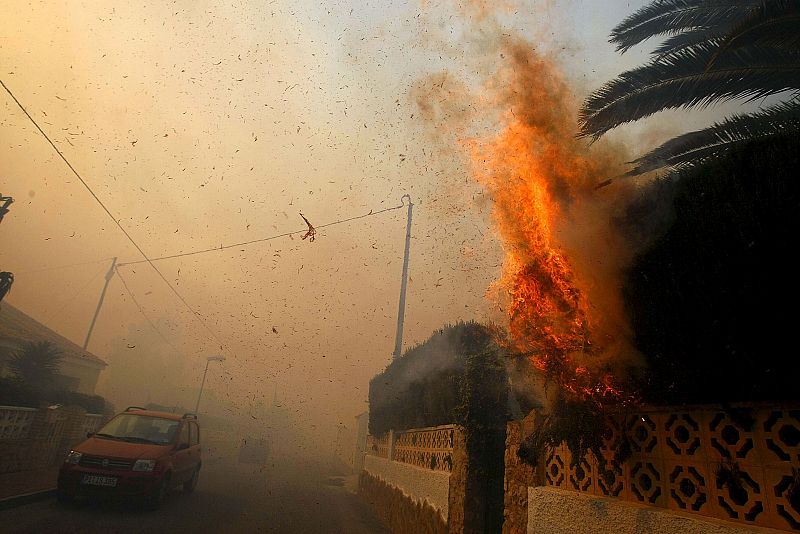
[0,271,12,303]
[9,340,63,387]
[579,0,800,175]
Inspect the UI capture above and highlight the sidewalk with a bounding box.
[0,468,59,509]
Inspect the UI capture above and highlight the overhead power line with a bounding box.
[116,203,407,267]
[1,78,229,353]
[12,204,408,271]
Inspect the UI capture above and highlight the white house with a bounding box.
[0,303,107,395]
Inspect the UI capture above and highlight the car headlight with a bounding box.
[65,450,82,464]
[132,459,156,472]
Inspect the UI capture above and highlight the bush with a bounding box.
[51,390,108,414]
[0,377,42,407]
[368,321,509,533]
[624,132,800,405]
[368,321,501,435]
[0,376,110,413]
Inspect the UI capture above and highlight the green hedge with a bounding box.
[624,132,800,404]
[0,377,111,413]
[368,321,509,532]
[0,377,41,407]
[368,322,501,436]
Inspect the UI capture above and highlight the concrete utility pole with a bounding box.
[195,355,225,414]
[392,195,413,360]
[83,257,117,350]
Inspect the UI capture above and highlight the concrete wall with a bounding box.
[526,487,781,534]
[364,454,450,519]
[0,406,107,474]
[360,470,448,534]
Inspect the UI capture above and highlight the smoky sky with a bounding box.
[0,0,749,447]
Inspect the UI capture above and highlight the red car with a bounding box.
[57,407,202,509]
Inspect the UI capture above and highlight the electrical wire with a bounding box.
[115,266,184,356]
[1,78,229,353]
[1,78,412,359]
[116,203,407,267]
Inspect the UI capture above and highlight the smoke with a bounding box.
[100,318,189,410]
[412,1,651,400]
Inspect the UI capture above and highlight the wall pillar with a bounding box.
[58,406,87,465]
[447,427,468,534]
[387,430,396,461]
[503,412,540,534]
[447,422,507,534]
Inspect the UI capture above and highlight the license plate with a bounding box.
[81,474,117,487]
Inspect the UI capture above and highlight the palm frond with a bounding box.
[580,44,800,139]
[706,2,800,68]
[736,17,800,50]
[650,14,800,58]
[611,0,761,53]
[653,28,729,57]
[626,98,800,174]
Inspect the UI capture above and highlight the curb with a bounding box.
[0,488,56,511]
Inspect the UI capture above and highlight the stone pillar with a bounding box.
[387,430,396,461]
[503,412,541,534]
[447,427,468,534]
[447,422,507,534]
[58,406,87,465]
[353,412,368,473]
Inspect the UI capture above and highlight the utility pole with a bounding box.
[195,355,225,414]
[83,256,117,350]
[392,195,413,360]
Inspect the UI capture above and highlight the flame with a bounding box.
[466,42,629,402]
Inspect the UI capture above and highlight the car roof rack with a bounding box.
[125,406,147,412]
[182,413,198,420]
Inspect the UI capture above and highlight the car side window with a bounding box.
[179,424,190,448]
[189,422,199,446]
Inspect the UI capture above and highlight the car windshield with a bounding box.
[96,414,180,445]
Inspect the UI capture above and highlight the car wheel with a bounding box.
[183,466,200,493]
[145,474,170,510]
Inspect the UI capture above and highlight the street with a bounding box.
[0,455,388,534]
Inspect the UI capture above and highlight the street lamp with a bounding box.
[194,355,225,414]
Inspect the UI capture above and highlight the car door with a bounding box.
[173,423,192,484]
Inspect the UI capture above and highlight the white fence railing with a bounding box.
[367,425,457,473]
[0,405,37,440]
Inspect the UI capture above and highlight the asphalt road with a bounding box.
[0,455,388,534]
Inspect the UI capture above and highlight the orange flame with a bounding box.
[467,41,629,402]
